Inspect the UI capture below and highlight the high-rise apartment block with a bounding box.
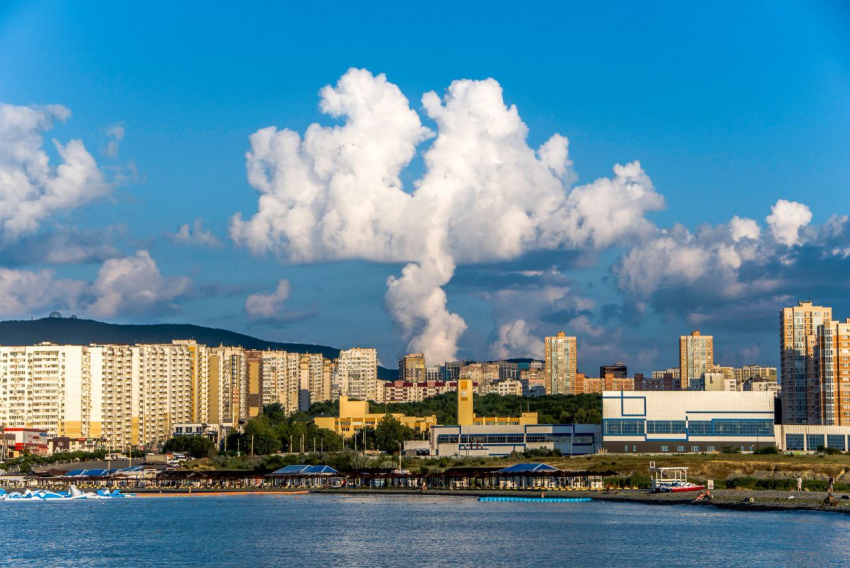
[398,353,426,382]
[335,348,380,403]
[679,331,714,390]
[544,332,577,395]
[816,318,850,426]
[781,301,832,424]
[0,340,347,449]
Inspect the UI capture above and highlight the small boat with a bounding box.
[0,485,135,501]
[649,462,704,493]
[660,481,705,493]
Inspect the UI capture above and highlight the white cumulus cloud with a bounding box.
[166,218,221,247]
[245,279,292,320]
[231,69,665,363]
[88,251,192,317]
[766,199,812,246]
[0,251,191,319]
[0,103,110,242]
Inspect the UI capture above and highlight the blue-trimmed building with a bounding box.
[602,390,777,454]
[423,423,602,457]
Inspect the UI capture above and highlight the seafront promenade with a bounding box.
[113,486,850,515]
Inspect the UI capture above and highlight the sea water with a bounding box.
[0,494,847,567]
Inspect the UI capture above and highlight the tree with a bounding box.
[163,435,216,459]
[374,415,416,453]
[243,416,281,455]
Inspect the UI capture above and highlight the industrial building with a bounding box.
[412,379,601,457]
[602,390,776,453]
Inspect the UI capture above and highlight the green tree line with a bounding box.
[309,392,602,425]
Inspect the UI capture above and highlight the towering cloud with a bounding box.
[231,69,665,362]
[0,103,109,242]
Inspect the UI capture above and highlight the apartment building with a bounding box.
[383,379,467,403]
[781,301,832,424]
[544,332,577,395]
[460,362,500,393]
[679,331,713,390]
[335,348,380,402]
[816,318,850,426]
[0,344,93,438]
[398,353,426,382]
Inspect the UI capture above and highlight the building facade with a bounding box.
[679,331,713,390]
[398,353,426,383]
[781,301,832,425]
[816,318,850,426]
[544,332,577,395]
[335,348,379,403]
[602,390,776,453]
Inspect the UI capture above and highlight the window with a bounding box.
[661,445,669,452]
[677,446,685,452]
[710,419,774,436]
[688,421,712,435]
[786,434,804,451]
[603,419,645,435]
[691,446,700,452]
[706,446,716,452]
[806,434,825,451]
[624,445,629,452]
[646,420,687,434]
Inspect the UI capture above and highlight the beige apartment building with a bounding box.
[679,331,714,390]
[781,301,832,425]
[398,353,426,382]
[460,362,500,393]
[334,348,380,403]
[816,318,850,426]
[0,344,93,439]
[544,332,577,395]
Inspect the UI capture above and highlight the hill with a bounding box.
[0,317,398,380]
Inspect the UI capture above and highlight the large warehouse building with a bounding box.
[602,390,776,454]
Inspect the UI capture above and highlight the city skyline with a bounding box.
[2,2,850,376]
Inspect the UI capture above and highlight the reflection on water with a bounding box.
[1,494,848,567]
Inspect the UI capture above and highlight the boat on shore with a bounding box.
[0,485,135,501]
[649,462,705,493]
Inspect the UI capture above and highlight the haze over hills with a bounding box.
[0,317,398,380]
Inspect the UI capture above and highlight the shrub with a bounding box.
[753,446,780,455]
[607,474,651,489]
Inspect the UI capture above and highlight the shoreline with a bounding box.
[91,487,850,515]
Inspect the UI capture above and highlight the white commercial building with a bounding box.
[423,423,602,457]
[602,390,776,453]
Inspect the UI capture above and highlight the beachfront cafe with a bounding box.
[424,463,615,491]
[266,465,342,488]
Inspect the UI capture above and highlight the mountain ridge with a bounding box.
[0,317,398,380]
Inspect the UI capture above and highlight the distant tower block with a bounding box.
[458,379,474,426]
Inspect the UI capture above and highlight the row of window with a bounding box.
[436,433,595,445]
[785,434,848,451]
[603,419,774,437]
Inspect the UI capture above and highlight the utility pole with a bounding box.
[397,441,402,471]
[251,435,255,457]
[300,433,304,454]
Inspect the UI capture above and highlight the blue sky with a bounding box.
[1,1,848,373]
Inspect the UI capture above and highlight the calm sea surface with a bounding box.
[1,494,848,567]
